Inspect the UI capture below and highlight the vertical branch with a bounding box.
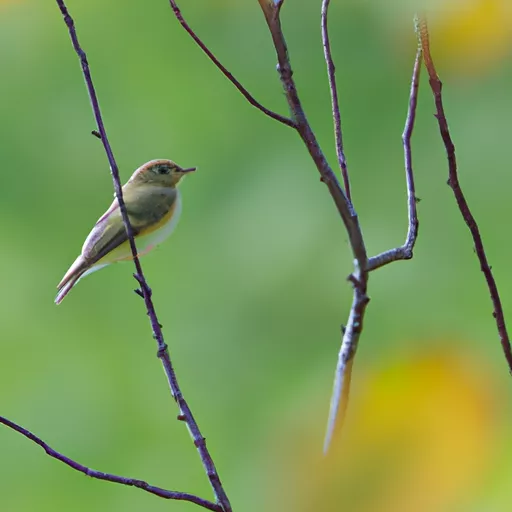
[416,14,512,374]
[55,2,231,510]
[321,0,352,202]
[401,49,421,257]
[325,46,423,451]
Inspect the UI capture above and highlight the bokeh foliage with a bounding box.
[1,0,512,510]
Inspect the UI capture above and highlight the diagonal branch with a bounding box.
[416,14,512,374]
[257,0,363,259]
[54,1,231,511]
[168,0,295,128]
[0,416,221,512]
[367,47,422,272]
[321,0,352,202]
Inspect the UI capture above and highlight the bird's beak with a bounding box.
[180,167,196,174]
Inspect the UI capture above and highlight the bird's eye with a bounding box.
[158,165,170,175]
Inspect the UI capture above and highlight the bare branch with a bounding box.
[168,0,295,128]
[321,0,351,202]
[54,1,231,510]
[416,14,512,374]
[164,0,423,457]
[0,416,221,512]
[256,0,370,454]
[367,48,422,272]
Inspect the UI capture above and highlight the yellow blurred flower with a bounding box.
[262,349,503,512]
[429,0,512,72]
[374,0,512,74]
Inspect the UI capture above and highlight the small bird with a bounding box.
[55,159,195,304]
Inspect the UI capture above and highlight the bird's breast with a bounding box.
[135,191,182,252]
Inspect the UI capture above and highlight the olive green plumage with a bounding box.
[55,159,195,304]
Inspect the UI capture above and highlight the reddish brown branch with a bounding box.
[0,415,222,511]
[417,15,512,373]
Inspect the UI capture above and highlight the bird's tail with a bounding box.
[55,273,83,305]
[55,255,87,305]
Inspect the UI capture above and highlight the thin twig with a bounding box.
[367,47,422,272]
[321,0,351,202]
[168,0,295,128]
[416,14,512,374]
[54,1,231,510]
[0,416,221,512]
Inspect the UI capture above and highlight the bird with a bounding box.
[55,159,195,304]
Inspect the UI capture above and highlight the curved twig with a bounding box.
[0,416,221,512]
[367,47,422,271]
[168,0,295,128]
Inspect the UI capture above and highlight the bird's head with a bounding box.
[130,159,196,187]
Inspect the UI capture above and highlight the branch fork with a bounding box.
[165,0,423,454]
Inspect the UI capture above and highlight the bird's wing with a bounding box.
[81,187,176,266]
[81,200,138,266]
[57,201,135,292]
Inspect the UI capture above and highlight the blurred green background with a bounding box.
[2,0,512,510]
